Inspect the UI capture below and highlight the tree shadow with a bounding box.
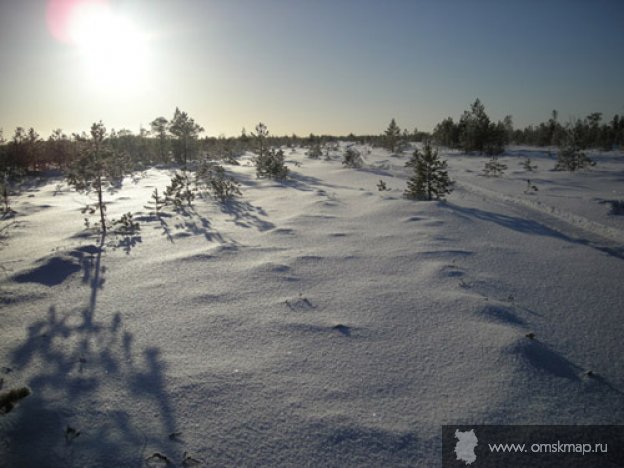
[282,171,352,192]
[134,213,175,243]
[108,233,142,255]
[157,215,175,243]
[4,234,180,465]
[355,166,395,177]
[174,206,226,243]
[219,199,275,231]
[448,204,624,261]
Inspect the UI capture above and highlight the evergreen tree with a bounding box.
[484,121,507,156]
[482,156,507,177]
[307,137,323,159]
[384,118,401,153]
[251,123,288,180]
[168,108,203,169]
[404,141,453,200]
[47,129,71,169]
[255,147,288,179]
[252,122,269,161]
[145,188,166,216]
[112,212,140,234]
[209,165,242,201]
[554,123,595,171]
[196,159,241,201]
[164,172,195,208]
[459,99,491,153]
[433,117,460,148]
[521,158,537,171]
[66,122,128,233]
[342,146,363,168]
[555,140,594,171]
[150,117,169,163]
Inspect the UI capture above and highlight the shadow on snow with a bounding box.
[5,234,180,466]
[448,204,624,261]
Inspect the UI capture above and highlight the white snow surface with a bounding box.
[1,144,623,467]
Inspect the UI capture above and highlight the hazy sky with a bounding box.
[1,0,623,138]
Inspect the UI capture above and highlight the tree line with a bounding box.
[2,101,623,179]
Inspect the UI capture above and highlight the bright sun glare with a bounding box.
[48,0,148,90]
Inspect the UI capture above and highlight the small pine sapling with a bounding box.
[255,148,288,180]
[145,188,166,216]
[112,212,140,234]
[482,157,507,177]
[555,144,595,171]
[342,147,363,168]
[555,126,595,171]
[80,204,96,229]
[164,172,195,208]
[404,140,453,201]
[521,158,537,171]
[66,121,129,233]
[195,158,219,193]
[210,165,242,202]
[307,142,322,159]
[377,180,389,191]
[196,159,242,201]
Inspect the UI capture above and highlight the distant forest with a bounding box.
[1,100,623,176]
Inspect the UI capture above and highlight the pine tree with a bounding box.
[66,121,128,233]
[255,147,288,179]
[112,212,140,234]
[404,141,453,200]
[521,158,537,171]
[342,146,363,168]
[168,108,203,169]
[150,117,169,163]
[145,188,166,216]
[196,159,241,201]
[307,141,322,159]
[209,165,242,202]
[252,122,269,161]
[459,99,491,153]
[555,127,595,171]
[164,172,195,208]
[384,118,401,153]
[482,156,507,177]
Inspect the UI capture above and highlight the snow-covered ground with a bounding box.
[1,144,623,466]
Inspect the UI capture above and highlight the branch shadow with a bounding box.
[4,234,180,465]
[173,206,226,243]
[134,213,175,243]
[219,199,275,231]
[108,233,142,255]
[282,171,352,192]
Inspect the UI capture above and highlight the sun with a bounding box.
[48,0,148,90]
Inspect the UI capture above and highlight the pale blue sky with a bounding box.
[1,0,623,138]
